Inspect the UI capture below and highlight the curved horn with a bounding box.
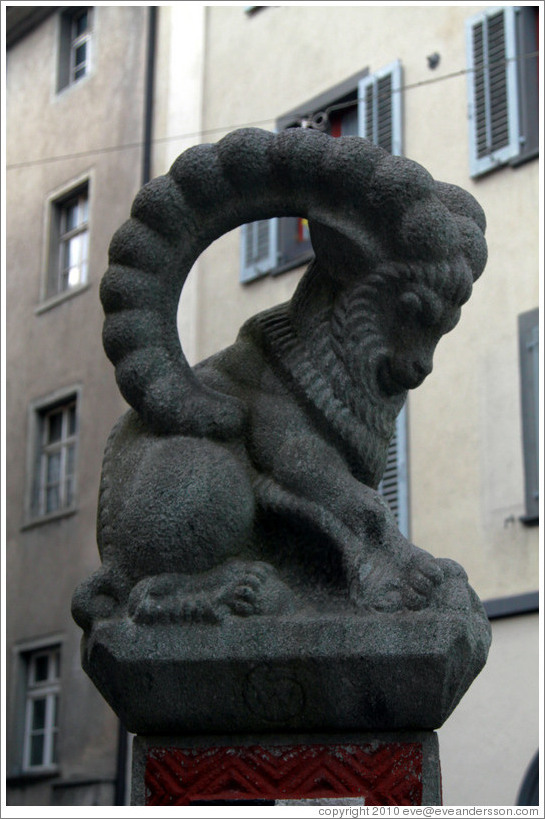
[101,127,487,437]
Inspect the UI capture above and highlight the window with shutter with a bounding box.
[466,6,538,177]
[518,308,539,524]
[378,404,409,538]
[358,60,403,156]
[240,218,278,283]
[240,61,403,282]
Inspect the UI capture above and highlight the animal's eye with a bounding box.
[399,292,422,319]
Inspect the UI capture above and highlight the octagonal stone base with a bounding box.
[81,606,490,736]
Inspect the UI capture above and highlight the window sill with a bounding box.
[6,768,60,787]
[510,148,539,168]
[21,506,78,532]
[472,149,539,180]
[55,71,93,99]
[35,283,91,315]
[271,252,315,277]
[519,513,539,527]
[241,253,314,285]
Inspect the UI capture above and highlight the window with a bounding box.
[518,308,539,524]
[240,61,403,282]
[58,7,93,91]
[22,646,61,771]
[465,6,539,177]
[45,183,89,301]
[27,391,79,522]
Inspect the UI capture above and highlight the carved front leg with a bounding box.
[266,435,443,611]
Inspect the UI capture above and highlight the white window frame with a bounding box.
[22,646,61,773]
[57,6,93,92]
[69,8,92,84]
[240,218,279,284]
[57,190,89,294]
[38,400,78,518]
[25,386,81,526]
[40,176,91,309]
[465,6,521,177]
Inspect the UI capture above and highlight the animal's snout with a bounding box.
[410,356,433,381]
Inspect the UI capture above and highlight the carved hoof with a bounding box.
[351,545,444,612]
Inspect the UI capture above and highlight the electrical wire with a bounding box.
[5,50,539,171]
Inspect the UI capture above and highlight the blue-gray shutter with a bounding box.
[358,61,408,535]
[378,405,409,538]
[465,6,520,177]
[240,218,278,283]
[357,60,403,156]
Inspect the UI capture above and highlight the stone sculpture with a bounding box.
[72,128,491,735]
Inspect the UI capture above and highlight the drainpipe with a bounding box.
[114,722,129,806]
[113,6,157,807]
[142,5,157,186]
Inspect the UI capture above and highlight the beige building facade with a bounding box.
[5,2,540,808]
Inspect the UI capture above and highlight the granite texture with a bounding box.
[72,127,491,734]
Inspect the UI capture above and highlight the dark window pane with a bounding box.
[75,11,88,37]
[47,412,63,444]
[74,42,87,69]
[32,698,46,730]
[46,452,61,485]
[64,201,79,232]
[30,733,45,767]
[68,405,77,436]
[52,731,59,765]
[53,650,61,680]
[46,485,60,513]
[34,655,49,682]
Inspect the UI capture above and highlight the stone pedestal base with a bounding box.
[131,732,442,806]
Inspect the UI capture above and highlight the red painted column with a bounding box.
[133,734,442,806]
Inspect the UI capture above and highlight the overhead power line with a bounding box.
[6,51,538,171]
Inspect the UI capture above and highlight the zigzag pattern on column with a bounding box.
[145,742,423,806]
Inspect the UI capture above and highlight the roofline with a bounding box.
[6,7,59,49]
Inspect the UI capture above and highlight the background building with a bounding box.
[5,4,154,805]
[4,3,540,808]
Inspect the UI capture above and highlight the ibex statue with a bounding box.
[73,127,488,633]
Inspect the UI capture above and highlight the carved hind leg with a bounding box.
[79,411,270,628]
[99,414,257,577]
[127,560,298,624]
